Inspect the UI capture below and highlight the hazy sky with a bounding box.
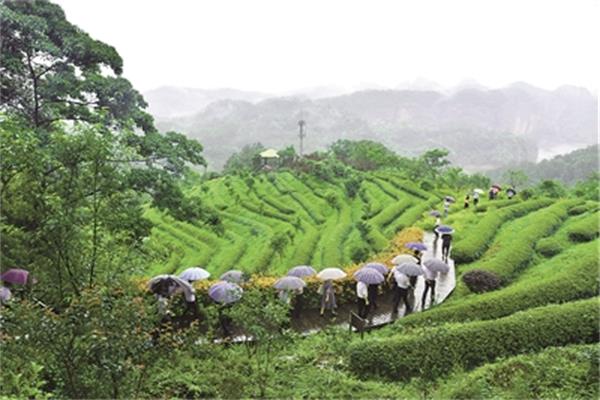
[54,0,599,93]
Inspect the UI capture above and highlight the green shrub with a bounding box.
[392,240,599,329]
[452,199,553,263]
[438,344,600,400]
[536,237,563,257]
[566,211,600,242]
[462,269,502,293]
[568,205,590,215]
[370,197,413,230]
[458,200,576,288]
[348,298,599,382]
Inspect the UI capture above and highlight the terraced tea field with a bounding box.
[143,171,441,276]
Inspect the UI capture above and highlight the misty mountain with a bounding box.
[486,144,599,186]
[144,86,271,119]
[152,83,597,171]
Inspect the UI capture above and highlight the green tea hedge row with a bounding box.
[370,197,414,230]
[452,199,553,263]
[566,211,599,242]
[348,298,599,381]
[392,240,599,329]
[387,196,440,236]
[461,200,575,285]
[535,237,563,257]
[439,344,600,400]
[376,173,432,200]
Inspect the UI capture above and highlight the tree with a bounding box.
[419,148,450,179]
[0,0,153,132]
[503,169,529,189]
[223,143,265,174]
[225,289,292,398]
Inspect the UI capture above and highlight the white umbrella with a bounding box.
[148,274,196,302]
[473,188,484,194]
[423,259,450,273]
[179,267,210,282]
[391,254,418,265]
[317,267,347,281]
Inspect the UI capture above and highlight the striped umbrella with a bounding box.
[209,281,243,304]
[392,254,418,265]
[423,259,450,273]
[287,265,317,278]
[394,262,424,276]
[363,262,388,276]
[353,268,385,284]
[220,270,247,283]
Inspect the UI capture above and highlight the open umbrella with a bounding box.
[435,225,455,235]
[491,184,502,190]
[394,262,424,276]
[423,259,450,273]
[507,188,517,195]
[317,268,347,281]
[209,281,243,304]
[0,287,11,304]
[274,276,306,290]
[0,269,30,285]
[179,267,210,282]
[287,265,317,278]
[220,270,247,283]
[429,210,441,217]
[363,262,388,275]
[405,242,427,252]
[392,254,418,265]
[444,196,456,203]
[353,268,385,284]
[473,188,484,194]
[148,275,196,301]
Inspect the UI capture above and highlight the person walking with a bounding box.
[390,268,412,316]
[421,265,438,309]
[441,233,453,262]
[473,191,480,207]
[319,280,337,316]
[368,283,379,310]
[443,198,450,217]
[356,280,370,319]
[464,194,470,209]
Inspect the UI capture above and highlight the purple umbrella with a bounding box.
[353,268,385,284]
[405,242,428,252]
[0,287,11,304]
[0,269,30,285]
[394,262,424,276]
[219,270,247,283]
[423,259,450,273]
[287,265,317,278]
[209,281,243,304]
[445,196,456,203]
[274,276,306,290]
[429,210,441,217]
[363,262,388,276]
[435,225,454,234]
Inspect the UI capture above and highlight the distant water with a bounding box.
[537,144,588,162]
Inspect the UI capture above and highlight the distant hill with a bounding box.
[144,86,271,119]
[151,83,597,171]
[486,144,599,186]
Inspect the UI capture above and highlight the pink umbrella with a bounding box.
[0,269,30,285]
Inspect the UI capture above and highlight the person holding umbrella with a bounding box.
[464,194,470,209]
[319,280,337,317]
[356,280,369,318]
[473,190,481,207]
[389,267,412,316]
[441,233,453,262]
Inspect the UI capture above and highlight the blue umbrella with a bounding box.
[209,281,243,304]
[423,259,450,273]
[394,262,424,276]
[353,268,385,284]
[179,267,210,282]
[429,210,441,217]
[405,242,427,252]
[435,225,455,234]
[363,262,388,275]
[274,276,306,290]
[220,270,247,283]
[287,265,317,278]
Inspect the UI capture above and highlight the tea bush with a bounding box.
[348,298,599,382]
[452,199,553,263]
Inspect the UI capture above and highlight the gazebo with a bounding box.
[259,148,280,169]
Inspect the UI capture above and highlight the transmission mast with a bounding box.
[298,119,306,157]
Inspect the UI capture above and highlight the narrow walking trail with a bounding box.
[288,232,456,333]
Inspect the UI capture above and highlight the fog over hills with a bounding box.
[146,83,598,171]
